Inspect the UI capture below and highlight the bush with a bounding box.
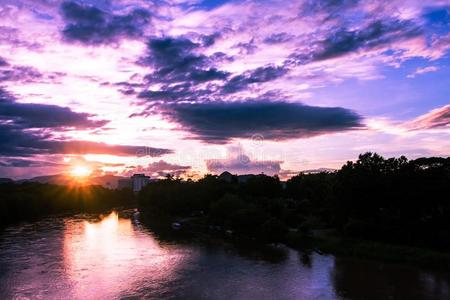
[261,218,288,243]
[343,219,377,238]
[209,193,245,221]
[230,207,268,236]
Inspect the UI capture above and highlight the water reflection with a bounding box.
[62,211,185,299]
[0,211,449,300]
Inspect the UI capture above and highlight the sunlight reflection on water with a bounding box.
[62,212,185,299]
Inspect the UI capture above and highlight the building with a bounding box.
[131,173,150,193]
[218,171,234,182]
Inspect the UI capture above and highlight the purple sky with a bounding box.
[0,0,449,179]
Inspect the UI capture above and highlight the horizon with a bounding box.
[3,151,445,182]
[1,0,449,181]
[3,164,337,181]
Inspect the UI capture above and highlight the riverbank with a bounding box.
[287,233,450,270]
[140,212,450,270]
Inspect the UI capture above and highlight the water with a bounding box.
[0,211,449,300]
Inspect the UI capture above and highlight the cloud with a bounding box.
[136,35,289,109]
[406,105,450,130]
[0,124,172,157]
[162,100,363,143]
[233,38,258,55]
[221,65,288,94]
[0,87,171,162]
[0,56,8,66]
[206,144,282,175]
[0,57,65,84]
[145,160,191,173]
[200,32,221,47]
[0,158,64,168]
[0,88,107,129]
[407,66,439,78]
[311,19,421,61]
[263,33,294,44]
[300,0,359,19]
[124,159,191,177]
[0,65,42,83]
[141,37,229,85]
[60,1,151,44]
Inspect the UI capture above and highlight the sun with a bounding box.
[70,165,92,178]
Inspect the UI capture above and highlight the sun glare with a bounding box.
[71,165,92,178]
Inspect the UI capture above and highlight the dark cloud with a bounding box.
[142,37,229,84]
[60,1,150,44]
[222,65,288,94]
[0,158,63,168]
[234,38,257,54]
[313,19,421,61]
[301,0,359,16]
[0,65,42,83]
[136,36,235,107]
[0,56,8,66]
[0,57,64,84]
[137,81,220,109]
[138,83,201,104]
[161,100,363,143]
[135,36,289,110]
[201,32,221,47]
[0,88,107,129]
[0,124,173,157]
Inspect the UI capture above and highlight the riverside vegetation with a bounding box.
[138,152,450,268]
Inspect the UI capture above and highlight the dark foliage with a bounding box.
[333,153,450,248]
[139,153,450,249]
[0,183,134,228]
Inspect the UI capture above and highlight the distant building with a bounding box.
[218,171,234,182]
[131,174,150,193]
[117,178,132,190]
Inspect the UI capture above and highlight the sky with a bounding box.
[0,0,449,180]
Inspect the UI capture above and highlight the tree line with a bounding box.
[0,183,134,228]
[139,153,450,250]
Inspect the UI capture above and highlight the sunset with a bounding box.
[0,0,449,299]
[70,165,92,177]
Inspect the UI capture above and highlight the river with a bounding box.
[0,211,449,300]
